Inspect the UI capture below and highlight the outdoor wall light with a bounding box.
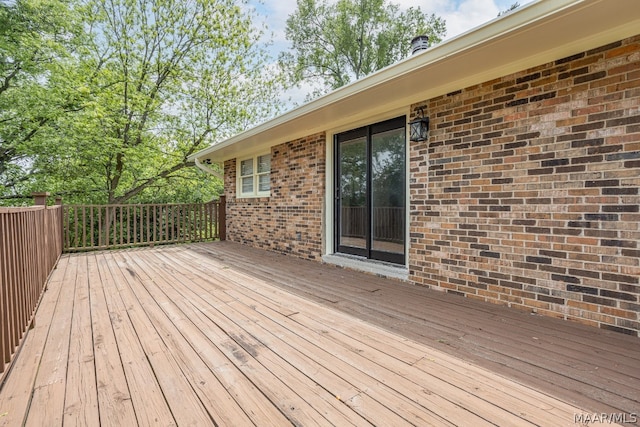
[409,107,429,142]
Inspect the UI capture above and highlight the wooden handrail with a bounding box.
[0,193,63,381]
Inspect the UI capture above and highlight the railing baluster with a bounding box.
[178,204,183,243]
[98,205,102,248]
[0,211,9,366]
[198,203,202,242]
[80,206,85,250]
[185,205,189,243]
[152,205,157,244]
[176,205,180,243]
[163,204,166,243]
[216,201,219,239]
[105,206,110,247]
[170,205,174,243]
[188,204,191,242]
[214,201,217,240]
[10,212,21,348]
[5,212,16,363]
[194,204,198,242]
[146,205,151,244]
[133,205,137,246]
[118,206,122,247]
[214,202,220,239]
[192,204,196,242]
[89,206,93,249]
[208,202,211,240]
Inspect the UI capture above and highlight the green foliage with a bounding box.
[0,0,82,199]
[49,0,283,204]
[1,0,284,206]
[280,0,446,99]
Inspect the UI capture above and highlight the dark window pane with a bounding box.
[339,136,367,249]
[371,127,405,254]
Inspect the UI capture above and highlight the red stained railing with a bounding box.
[0,193,63,380]
[0,193,226,382]
[63,198,224,252]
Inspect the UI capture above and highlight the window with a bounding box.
[238,153,271,197]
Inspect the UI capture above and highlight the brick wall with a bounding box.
[409,36,640,336]
[224,132,326,260]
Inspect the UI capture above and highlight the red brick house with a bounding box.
[191,0,640,336]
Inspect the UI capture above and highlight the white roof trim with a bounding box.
[190,0,640,164]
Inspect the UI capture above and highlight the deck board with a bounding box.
[197,243,639,416]
[103,252,177,426]
[63,254,99,427]
[0,256,69,427]
[105,251,216,426]
[24,253,77,427]
[125,250,289,426]
[175,247,583,426]
[93,252,160,426]
[146,250,395,426]
[1,241,638,426]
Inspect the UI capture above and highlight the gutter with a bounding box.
[194,157,223,180]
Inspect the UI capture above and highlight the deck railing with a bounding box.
[63,197,225,252]
[341,206,404,243]
[0,193,225,381]
[0,193,63,379]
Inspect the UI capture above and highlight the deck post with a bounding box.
[218,195,226,241]
[32,192,50,206]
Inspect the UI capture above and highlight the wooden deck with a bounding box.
[0,242,638,426]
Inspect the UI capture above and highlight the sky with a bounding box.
[247,0,535,106]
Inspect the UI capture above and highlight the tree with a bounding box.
[280,0,446,99]
[0,0,81,201]
[498,2,520,16]
[34,0,284,205]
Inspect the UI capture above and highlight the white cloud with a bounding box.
[249,0,534,106]
[252,0,532,42]
[438,0,502,38]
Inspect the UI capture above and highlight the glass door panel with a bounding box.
[338,135,367,253]
[371,128,405,256]
[335,116,406,264]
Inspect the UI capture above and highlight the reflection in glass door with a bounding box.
[336,116,406,264]
[338,133,367,253]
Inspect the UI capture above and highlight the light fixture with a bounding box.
[409,107,429,142]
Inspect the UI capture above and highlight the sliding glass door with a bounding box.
[335,116,406,265]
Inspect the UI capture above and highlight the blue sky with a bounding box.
[247,0,534,105]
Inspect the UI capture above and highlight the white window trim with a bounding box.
[237,153,271,198]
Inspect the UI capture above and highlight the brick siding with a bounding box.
[224,132,326,260]
[409,36,640,336]
[221,36,639,336]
